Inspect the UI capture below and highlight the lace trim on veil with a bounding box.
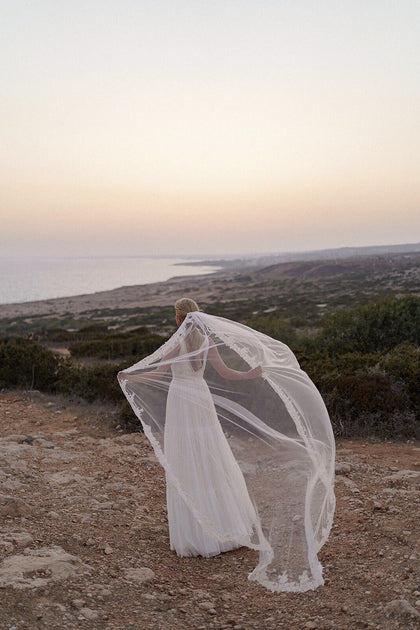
[209,323,332,592]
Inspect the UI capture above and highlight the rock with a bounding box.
[193,588,211,598]
[103,544,113,555]
[0,434,29,443]
[0,494,32,518]
[90,499,118,510]
[366,499,383,511]
[18,435,35,445]
[71,599,86,609]
[199,601,216,611]
[335,476,359,491]
[0,546,92,589]
[0,479,24,492]
[47,472,88,485]
[383,599,420,618]
[0,532,33,550]
[335,462,352,475]
[124,567,155,584]
[32,437,54,449]
[79,607,99,620]
[384,470,420,488]
[114,433,144,446]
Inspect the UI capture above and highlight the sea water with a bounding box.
[0,256,219,305]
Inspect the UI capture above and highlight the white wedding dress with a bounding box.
[164,338,258,557]
[118,312,335,592]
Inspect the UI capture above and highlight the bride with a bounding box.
[118,298,335,592]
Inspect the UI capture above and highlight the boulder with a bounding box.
[0,494,32,518]
[124,567,155,584]
[0,546,92,589]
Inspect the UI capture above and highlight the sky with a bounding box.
[1,0,420,258]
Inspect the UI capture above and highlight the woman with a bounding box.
[118,298,335,592]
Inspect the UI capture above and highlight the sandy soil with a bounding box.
[0,391,419,630]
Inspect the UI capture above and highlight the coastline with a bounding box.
[1,247,419,322]
[0,269,233,319]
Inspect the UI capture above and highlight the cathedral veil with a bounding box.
[118,311,335,592]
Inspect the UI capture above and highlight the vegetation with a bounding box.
[55,360,127,403]
[315,295,420,355]
[0,295,419,438]
[249,296,420,438]
[69,328,166,360]
[0,338,60,392]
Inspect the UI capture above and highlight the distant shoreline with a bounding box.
[0,268,231,320]
[0,256,223,309]
[0,245,419,322]
[175,241,420,269]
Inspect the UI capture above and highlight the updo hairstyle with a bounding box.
[174,298,200,322]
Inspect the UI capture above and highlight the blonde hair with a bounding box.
[174,297,200,321]
[175,298,202,357]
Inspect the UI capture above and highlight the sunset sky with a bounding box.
[1,1,419,258]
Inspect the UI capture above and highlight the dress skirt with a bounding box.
[164,376,257,557]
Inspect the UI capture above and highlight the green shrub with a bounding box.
[379,343,420,417]
[0,338,60,391]
[36,328,75,343]
[56,360,128,403]
[322,373,418,438]
[69,332,166,360]
[76,323,110,338]
[296,350,381,389]
[246,315,298,347]
[316,295,420,355]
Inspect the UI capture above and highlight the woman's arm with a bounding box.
[207,341,262,380]
[119,346,180,383]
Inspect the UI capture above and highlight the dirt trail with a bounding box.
[0,391,419,630]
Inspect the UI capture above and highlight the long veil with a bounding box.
[118,312,335,592]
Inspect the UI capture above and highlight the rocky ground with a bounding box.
[0,391,419,630]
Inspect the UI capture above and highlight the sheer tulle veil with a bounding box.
[118,311,335,592]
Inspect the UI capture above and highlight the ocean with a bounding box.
[0,256,220,305]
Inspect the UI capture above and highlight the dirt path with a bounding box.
[0,391,419,629]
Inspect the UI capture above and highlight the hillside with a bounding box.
[0,252,419,335]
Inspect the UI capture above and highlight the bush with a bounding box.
[36,327,76,343]
[69,332,166,360]
[296,350,381,389]
[56,360,128,403]
[322,373,419,438]
[246,315,298,347]
[379,343,420,417]
[76,323,110,338]
[316,295,420,355]
[0,338,60,391]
